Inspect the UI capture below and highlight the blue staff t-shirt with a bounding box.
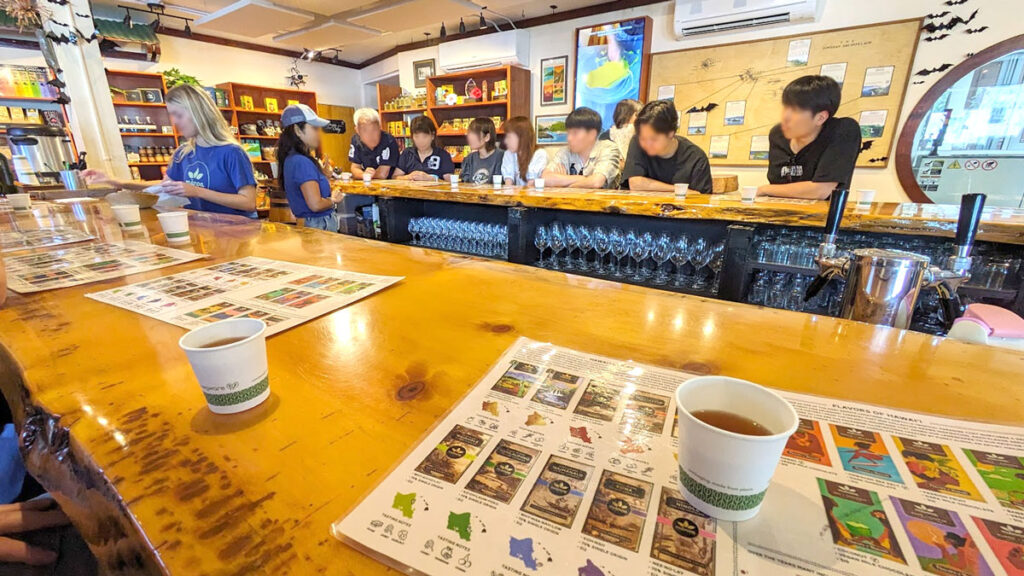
[283,153,332,219]
[397,146,455,179]
[166,143,257,218]
[348,131,399,171]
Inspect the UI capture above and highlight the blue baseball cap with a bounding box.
[281,103,329,128]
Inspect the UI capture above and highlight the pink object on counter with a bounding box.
[957,304,1024,338]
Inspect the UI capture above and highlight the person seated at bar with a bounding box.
[599,98,641,166]
[277,104,344,232]
[348,108,400,180]
[541,107,622,189]
[393,116,454,181]
[83,84,258,218]
[460,117,504,184]
[500,116,547,186]
[621,100,713,194]
[758,75,861,200]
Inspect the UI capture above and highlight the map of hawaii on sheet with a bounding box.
[86,256,403,336]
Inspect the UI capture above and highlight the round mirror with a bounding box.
[896,35,1024,208]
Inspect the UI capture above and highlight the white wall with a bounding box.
[362,0,1021,202]
[109,34,363,107]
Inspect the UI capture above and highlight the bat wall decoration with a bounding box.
[859,140,875,153]
[964,26,989,34]
[921,9,979,33]
[945,0,969,5]
[915,63,954,76]
[924,34,950,42]
[913,80,927,85]
[867,156,889,164]
[686,103,719,114]
[926,11,950,18]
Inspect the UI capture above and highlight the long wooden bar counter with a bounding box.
[336,180,1024,244]
[1,202,1023,575]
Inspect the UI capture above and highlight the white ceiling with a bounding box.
[101,0,610,64]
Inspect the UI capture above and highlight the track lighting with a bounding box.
[479,12,486,28]
[440,22,446,39]
[122,8,131,28]
[184,21,191,36]
[459,18,465,34]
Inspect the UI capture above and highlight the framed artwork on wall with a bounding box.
[573,16,653,131]
[540,55,568,106]
[535,114,568,146]
[413,59,436,88]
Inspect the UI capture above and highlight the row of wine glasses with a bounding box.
[408,217,508,258]
[533,222,727,292]
[747,270,844,315]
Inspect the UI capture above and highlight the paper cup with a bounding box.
[674,183,689,199]
[179,318,270,415]
[675,376,798,521]
[534,178,545,190]
[450,174,460,189]
[157,211,190,243]
[7,193,31,211]
[857,189,876,205]
[741,186,757,203]
[341,172,352,182]
[492,174,503,188]
[362,173,372,184]
[111,204,142,228]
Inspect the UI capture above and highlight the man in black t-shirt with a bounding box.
[621,100,712,194]
[348,108,400,180]
[759,75,861,200]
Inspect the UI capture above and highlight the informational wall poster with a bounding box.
[333,338,1024,576]
[86,256,402,337]
[5,241,204,293]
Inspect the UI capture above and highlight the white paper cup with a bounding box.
[157,211,190,243]
[857,189,876,205]
[341,172,352,182]
[362,173,372,184]
[179,318,270,415]
[450,174,460,189]
[534,178,545,190]
[492,174,503,188]
[675,376,798,521]
[674,183,689,199]
[741,186,757,203]
[111,204,142,228]
[7,193,31,211]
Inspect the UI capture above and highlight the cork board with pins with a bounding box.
[648,19,922,168]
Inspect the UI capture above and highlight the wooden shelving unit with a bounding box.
[376,66,530,165]
[216,82,318,180]
[1,65,77,165]
[105,69,178,182]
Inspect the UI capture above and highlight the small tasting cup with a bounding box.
[492,174,503,188]
[179,318,270,415]
[450,175,460,189]
[341,172,352,182]
[156,211,190,244]
[362,173,372,184]
[7,193,31,211]
[534,178,545,190]
[674,183,689,199]
[741,186,757,203]
[111,204,142,228]
[857,189,876,205]
[675,376,799,522]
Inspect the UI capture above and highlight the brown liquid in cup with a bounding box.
[199,336,247,348]
[690,409,773,436]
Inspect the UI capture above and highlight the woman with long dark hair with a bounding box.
[500,117,547,186]
[276,104,343,232]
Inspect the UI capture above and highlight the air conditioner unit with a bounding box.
[438,30,530,72]
[674,0,821,38]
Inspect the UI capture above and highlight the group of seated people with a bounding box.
[346,74,861,201]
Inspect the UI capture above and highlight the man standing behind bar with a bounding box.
[348,108,400,180]
[621,100,713,193]
[758,75,861,200]
[541,107,622,189]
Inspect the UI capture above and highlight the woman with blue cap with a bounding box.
[276,103,343,232]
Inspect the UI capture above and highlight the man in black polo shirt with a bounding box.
[348,108,400,180]
[758,75,861,200]
[621,100,712,194]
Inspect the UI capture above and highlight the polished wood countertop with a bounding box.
[336,180,1024,245]
[1,203,1023,575]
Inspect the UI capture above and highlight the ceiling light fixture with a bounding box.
[459,17,466,33]
[149,16,161,32]
[122,8,132,28]
[440,22,447,39]
[478,12,485,28]
[184,21,192,36]
[119,5,194,35]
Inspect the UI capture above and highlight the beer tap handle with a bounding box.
[823,188,850,243]
[955,193,986,253]
[804,188,850,302]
